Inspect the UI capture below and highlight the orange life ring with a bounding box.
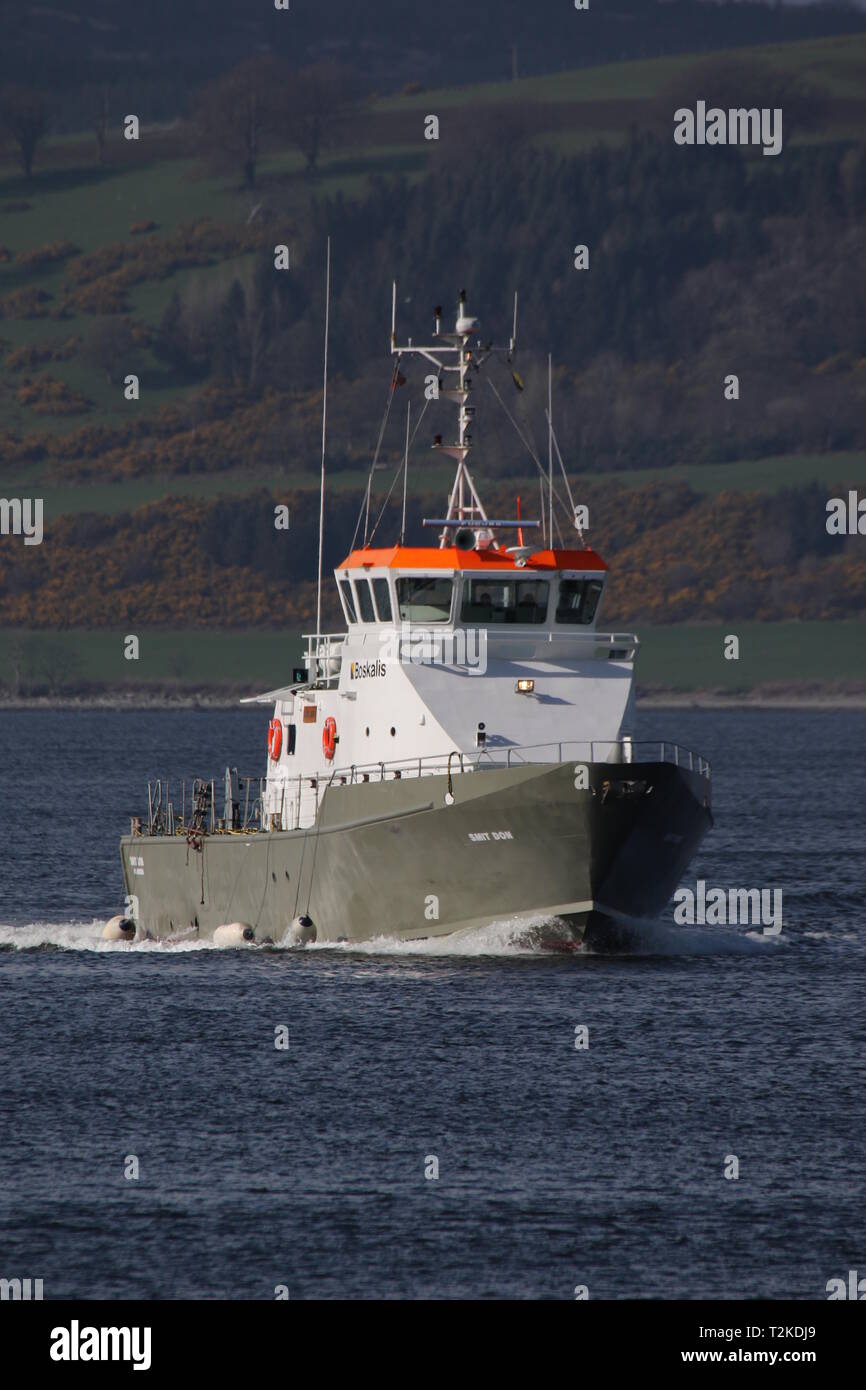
[322,716,337,761]
[267,719,282,761]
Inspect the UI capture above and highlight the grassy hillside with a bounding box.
[0,143,426,441]
[2,31,866,689]
[571,452,866,497]
[1,32,864,479]
[380,33,866,111]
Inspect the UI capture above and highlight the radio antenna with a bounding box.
[315,237,331,642]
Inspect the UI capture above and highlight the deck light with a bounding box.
[516,678,535,694]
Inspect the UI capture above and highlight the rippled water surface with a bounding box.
[1,708,864,1298]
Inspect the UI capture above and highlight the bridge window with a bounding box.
[556,578,603,625]
[460,578,549,624]
[396,576,453,623]
[353,577,376,623]
[339,580,357,623]
[372,577,393,622]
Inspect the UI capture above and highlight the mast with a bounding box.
[391,287,490,546]
[392,287,538,551]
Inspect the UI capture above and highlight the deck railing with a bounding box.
[138,740,710,837]
[142,774,266,837]
[328,739,711,784]
[301,628,639,683]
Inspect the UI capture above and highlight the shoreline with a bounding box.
[638,693,866,710]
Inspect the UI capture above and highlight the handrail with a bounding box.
[138,739,710,836]
[303,628,636,642]
[325,738,711,783]
[298,626,639,687]
[302,631,346,650]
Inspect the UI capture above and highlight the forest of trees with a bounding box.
[3,109,864,482]
[139,126,866,475]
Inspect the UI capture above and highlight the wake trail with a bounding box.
[0,915,787,957]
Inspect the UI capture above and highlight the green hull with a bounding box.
[119,759,712,947]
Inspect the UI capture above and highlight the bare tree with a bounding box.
[287,62,362,176]
[194,56,291,190]
[0,85,47,179]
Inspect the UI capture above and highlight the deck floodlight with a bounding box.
[516,678,535,694]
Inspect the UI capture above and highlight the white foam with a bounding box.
[0,914,577,957]
[302,914,578,958]
[0,913,788,958]
[0,920,214,953]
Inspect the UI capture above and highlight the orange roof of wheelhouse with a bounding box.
[338,545,608,572]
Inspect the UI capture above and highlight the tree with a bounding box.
[212,279,247,385]
[287,63,362,177]
[0,85,47,179]
[83,317,141,386]
[194,56,291,190]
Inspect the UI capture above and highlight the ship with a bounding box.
[113,284,713,949]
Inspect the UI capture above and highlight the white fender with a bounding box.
[214,922,256,947]
[287,915,317,946]
[103,915,136,941]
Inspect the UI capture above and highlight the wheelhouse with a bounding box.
[335,546,610,637]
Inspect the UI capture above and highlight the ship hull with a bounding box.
[119,758,712,948]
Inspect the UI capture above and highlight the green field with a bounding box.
[0,629,305,695]
[634,621,866,692]
[379,32,866,111]
[2,622,865,698]
[0,144,426,261]
[571,451,866,496]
